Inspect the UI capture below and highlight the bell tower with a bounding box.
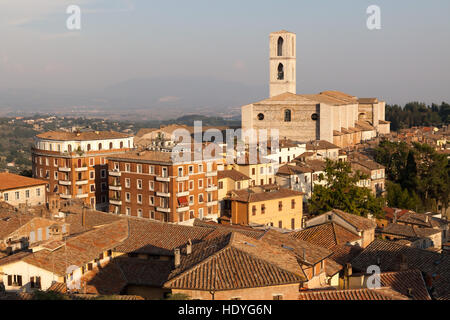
[269,30,296,97]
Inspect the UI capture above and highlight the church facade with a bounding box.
[241,30,390,148]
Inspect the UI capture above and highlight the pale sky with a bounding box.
[1,0,449,108]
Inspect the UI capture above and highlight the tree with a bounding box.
[308,159,383,218]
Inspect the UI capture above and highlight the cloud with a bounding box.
[158,96,181,103]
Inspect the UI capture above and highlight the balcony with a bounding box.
[75,193,88,199]
[58,167,71,172]
[176,191,189,197]
[176,206,189,213]
[206,200,218,207]
[59,180,72,186]
[75,180,89,186]
[75,167,88,172]
[110,199,122,206]
[176,176,189,182]
[109,170,121,177]
[206,185,218,192]
[60,194,72,199]
[206,171,217,177]
[156,191,171,197]
[109,185,122,191]
[156,176,170,182]
[156,207,171,213]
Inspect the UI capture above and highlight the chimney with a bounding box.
[82,206,87,227]
[174,248,181,268]
[186,239,192,255]
[393,211,397,223]
[399,254,408,271]
[425,215,429,223]
[407,288,413,298]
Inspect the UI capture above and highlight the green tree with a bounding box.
[309,159,383,218]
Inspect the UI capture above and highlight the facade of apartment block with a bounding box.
[31,131,133,211]
[107,151,219,224]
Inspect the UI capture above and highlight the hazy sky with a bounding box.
[1,0,449,106]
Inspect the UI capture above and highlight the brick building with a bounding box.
[107,150,219,223]
[31,131,133,211]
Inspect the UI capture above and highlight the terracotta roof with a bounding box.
[193,219,265,240]
[164,232,308,290]
[217,169,251,181]
[0,211,34,239]
[260,230,332,266]
[329,209,377,231]
[305,140,340,151]
[379,270,431,300]
[63,209,122,235]
[0,173,47,191]
[358,98,379,104]
[107,150,174,164]
[115,218,212,256]
[396,212,448,229]
[277,164,313,175]
[36,131,131,141]
[381,223,441,239]
[350,239,450,299]
[328,243,364,267]
[290,222,361,250]
[227,186,304,203]
[20,220,129,276]
[298,287,409,300]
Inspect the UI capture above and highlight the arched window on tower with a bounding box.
[284,109,292,122]
[277,37,283,56]
[277,63,284,80]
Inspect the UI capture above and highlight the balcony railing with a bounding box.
[206,185,218,192]
[110,199,122,206]
[176,191,189,197]
[156,207,171,213]
[156,176,170,182]
[109,170,121,177]
[58,167,71,172]
[156,191,170,197]
[75,167,88,172]
[109,185,122,191]
[176,206,189,213]
[75,180,89,185]
[59,180,72,186]
[176,176,189,182]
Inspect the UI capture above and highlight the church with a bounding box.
[241,30,390,148]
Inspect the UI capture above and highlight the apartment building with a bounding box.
[31,131,133,211]
[107,150,219,224]
[223,185,304,230]
[0,173,47,207]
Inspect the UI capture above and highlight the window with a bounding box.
[15,192,20,200]
[198,194,204,203]
[4,193,8,201]
[237,181,241,189]
[149,180,154,190]
[198,164,203,172]
[125,163,131,172]
[98,143,102,150]
[261,204,265,214]
[149,196,155,205]
[125,178,131,188]
[198,179,203,189]
[101,182,107,191]
[137,194,142,204]
[137,209,143,218]
[198,208,204,219]
[291,199,296,209]
[218,181,223,190]
[161,167,168,177]
[126,207,131,216]
[273,294,283,300]
[25,190,30,198]
[178,167,183,177]
[54,159,58,167]
[277,63,284,80]
[101,169,106,179]
[149,165,155,174]
[137,164,142,173]
[252,205,256,216]
[252,168,256,175]
[137,179,142,189]
[279,221,282,228]
[189,195,194,205]
[278,201,283,211]
[291,218,295,230]
[125,192,131,202]
[277,36,283,56]
[89,158,94,166]
[284,109,292,122]
[188,165,194,174]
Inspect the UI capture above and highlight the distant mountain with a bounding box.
[0,76,266,119]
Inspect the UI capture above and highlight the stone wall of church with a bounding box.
[244,103,320,142]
